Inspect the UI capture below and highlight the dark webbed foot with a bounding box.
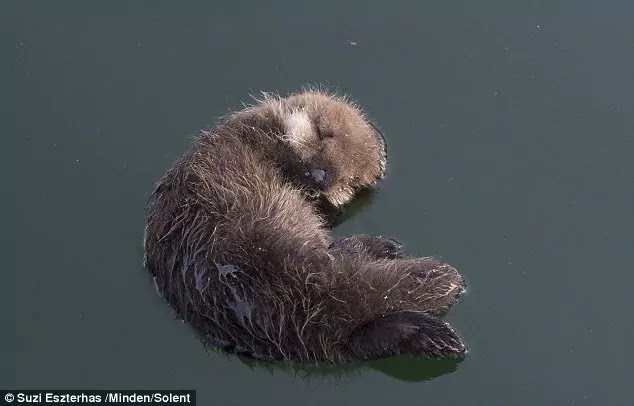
[331,235,405,259]
[348,311,466,360]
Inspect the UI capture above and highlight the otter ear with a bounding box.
[315,120,335,139]
[348,311,466,360]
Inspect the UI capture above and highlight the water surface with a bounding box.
[7,2,634,405]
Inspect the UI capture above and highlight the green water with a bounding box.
[7,2,634,405]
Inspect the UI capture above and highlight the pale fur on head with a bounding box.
[234,89,388,207]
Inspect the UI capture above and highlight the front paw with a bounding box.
[365,236,404,259]
[331,235,405,259]
[311,195,342,227]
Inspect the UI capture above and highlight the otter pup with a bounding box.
[143,90,466,363]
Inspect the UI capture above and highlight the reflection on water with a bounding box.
[368,355,462,382]
[232,351,462,383]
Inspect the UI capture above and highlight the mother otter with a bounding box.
[143,90,466,363]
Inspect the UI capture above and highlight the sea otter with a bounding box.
[143,89,466,363]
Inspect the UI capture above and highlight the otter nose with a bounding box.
[310,169,326,183]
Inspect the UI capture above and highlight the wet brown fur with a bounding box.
[143,89,466,363]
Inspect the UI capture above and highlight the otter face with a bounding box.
[280,91,387,207]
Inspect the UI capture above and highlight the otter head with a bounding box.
[279,91,387,207]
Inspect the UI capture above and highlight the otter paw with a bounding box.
[349,311,466,360]
[331,235,405,259]
[403,257,466,314]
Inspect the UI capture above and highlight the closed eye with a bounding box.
[315,123,334,139]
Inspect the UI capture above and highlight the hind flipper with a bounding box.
[348,311,466,360]
[331,235,405,259]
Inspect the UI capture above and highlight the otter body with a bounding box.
[144,90,466,363]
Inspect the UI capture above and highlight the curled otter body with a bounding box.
[143,90,466,363]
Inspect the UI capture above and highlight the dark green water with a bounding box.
[6,2,634,405]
